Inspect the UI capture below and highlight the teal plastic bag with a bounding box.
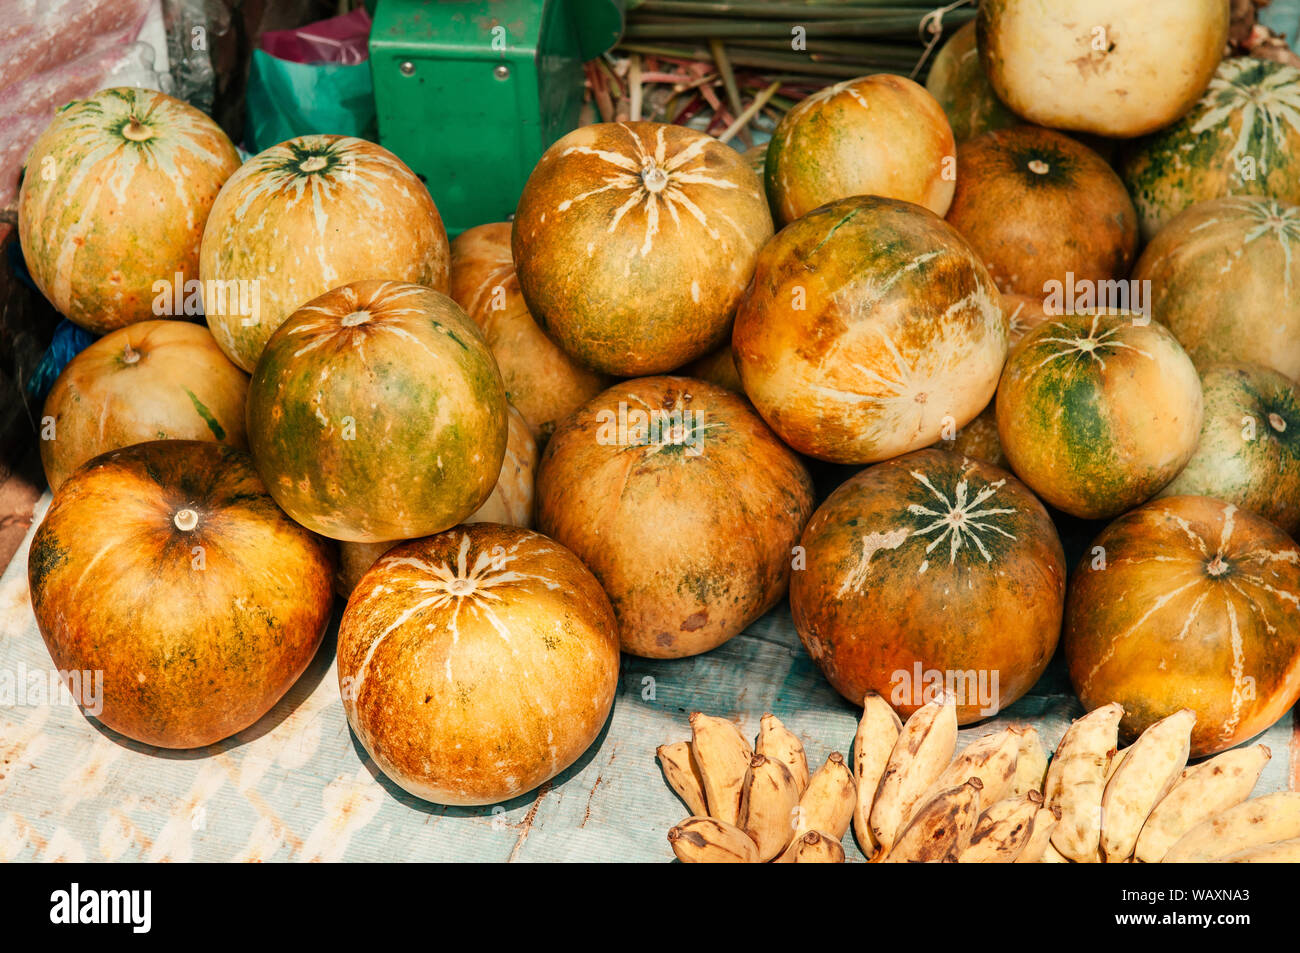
[244,8,377,153]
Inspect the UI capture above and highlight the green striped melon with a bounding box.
[996,311,1203,519]
[246,280,506,542]
[1120,57,1300,242]
[1158,364,1300,534]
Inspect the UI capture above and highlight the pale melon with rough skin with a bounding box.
[449,223,608,443]
[1158,364,1300,534]
[1133,196,1300,381]
[1120,58,1300,241]
[996,311,1203,520]
[512,121,772,376]
[765,74,955,225]
[733,195,1006,465]
[334,404,538,598]
[1065,496,1300,757]
[19,87,240,334]
[978,0,1228,138]
[337,523,620,805]
[201,134,449,371]
[40,320,249,491]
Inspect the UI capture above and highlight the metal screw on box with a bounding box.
[369,0,625,237]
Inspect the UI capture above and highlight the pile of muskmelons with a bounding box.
[15,0,1300,857]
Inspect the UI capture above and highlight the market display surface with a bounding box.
[5,0,1300,863]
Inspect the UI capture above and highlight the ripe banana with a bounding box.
[690,712,752,826]
[1100,708,1195,863]
[1014,804,1062,864]
[1044,702,1123,863]
[667,816,758,863]
[852,692,902,859]
[883,778,983,863]
[1222,837,1300,863]
[738,753,801,862]
[870,693,958,853]
[657,741,708,818]
[1041,840,1071,863]
[792,830,846,863]
[924,727,1021,808]
[756,713,809,795]
[1163,792,1300,863]
[777,751,856,861]
[1134,743,1270,864]
[1104,746,1127,784]
[1008,726,1047,797]
[959,791,1042,863]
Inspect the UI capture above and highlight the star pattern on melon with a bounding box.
[351,533,563,691]
[1234,197,1300,296]
[1033,313,1153,372]
[838,466,1018,594]
[555,124,744,256]
[1191,59,1300,175]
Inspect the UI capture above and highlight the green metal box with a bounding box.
[369,0,622,236]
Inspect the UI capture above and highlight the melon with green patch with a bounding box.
[1064,495,1300,757]
[535,376,814,659]
[733,195,1006,464]
[765,74,955,225]
[790,449,1066,724]
[201,134,450,371]
[512,121,772,376]
[28,440,334,749]
[978,0,1229,138]
[925,20,1018,144]
[40,320,248,491]
[944,126,1137,297]
[1120,58,1300,241]
[335,403,538,597]
[18,87,240,334]
[246,280,506,543]
[1133,196,1300,381]
[1158,364,1300,534]
[996,311,1203,520]
[449,223,608,442]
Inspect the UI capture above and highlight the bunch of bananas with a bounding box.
[659,695,1300,862]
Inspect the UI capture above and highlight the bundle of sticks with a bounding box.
[585,0,975,145]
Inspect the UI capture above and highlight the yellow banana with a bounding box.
[1222,837,1300,863]
[690,712,752,826]
[1134,743,1270,864]
[657,741,708,818]
[1163,792,1300,863]
[870,693,958,853]
[1014,804,1062,863]
[1008,726,1048,797]
[756,713,809,795]
[792,830,846,863]
[924,727,1021,808]
[1041,840,1071,863]
[959,791,1042,863]
[1104,746,1127,784]
[1100,708,1195,863]
[1044,702,1123,863]
[883,778,983,863]
[667,816,758,863]
[738,753,801,862]
[777,751,856,861]
[852,692,902,859]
